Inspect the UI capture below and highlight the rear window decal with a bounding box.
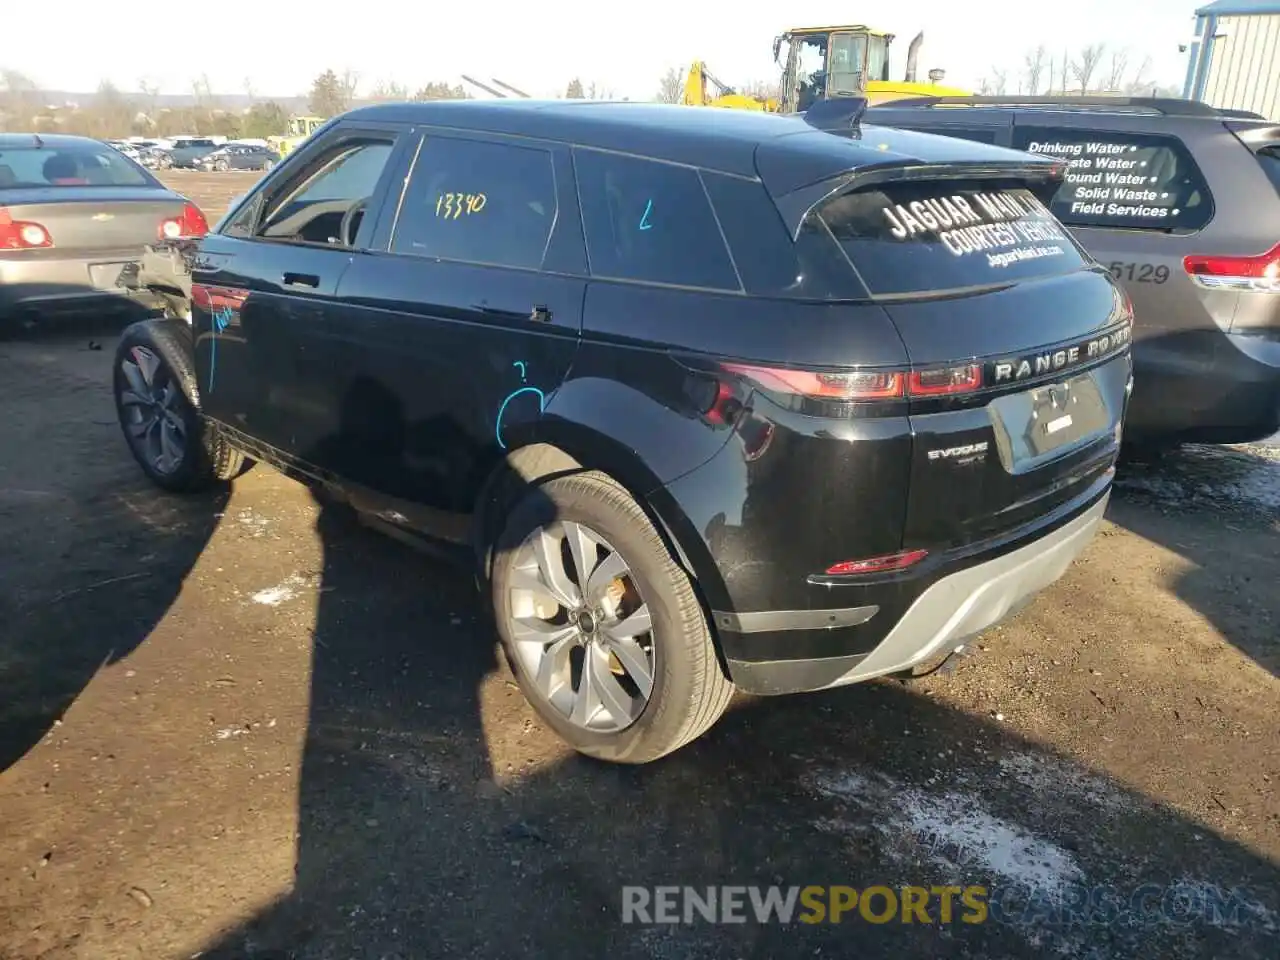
[817,182,1088,296]
[1014,128,1212,231]
[880,190,1068,267]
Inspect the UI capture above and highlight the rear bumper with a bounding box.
[0,252,148,318]
[1127,330,1280,445]
[720,486,1109,695]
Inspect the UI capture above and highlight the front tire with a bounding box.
[113,322,244,493]
[491,471,733,764]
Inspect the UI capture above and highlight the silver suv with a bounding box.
[865,95,1280,448]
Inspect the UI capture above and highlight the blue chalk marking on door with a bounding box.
[639,199,653,231]
[495,360,545,449]
[208,306,232,392]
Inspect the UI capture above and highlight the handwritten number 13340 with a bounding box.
[436,192,487,219]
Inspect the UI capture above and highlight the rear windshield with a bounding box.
[816,179,1088,296]
[0,145,151,188]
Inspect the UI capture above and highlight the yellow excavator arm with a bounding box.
[682,61,777,111]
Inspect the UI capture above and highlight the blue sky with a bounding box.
[9,1,1199,99]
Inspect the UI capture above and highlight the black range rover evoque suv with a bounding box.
[113,99,1133,763]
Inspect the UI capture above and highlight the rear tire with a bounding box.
[491,471,733,764]
[113,322,244,493]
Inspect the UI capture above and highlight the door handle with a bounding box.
[530,304,552,323]
[282,272,320,289]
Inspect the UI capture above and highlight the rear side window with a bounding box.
[574,149,741,292]
[1013,126,1213,232]
[816,180,1089,297]
[392,136,556,270]
[0,145,150,188]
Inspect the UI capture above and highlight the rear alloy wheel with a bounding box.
[113,323,245,492]
[492,471,733,763]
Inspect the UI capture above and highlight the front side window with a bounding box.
[1013,125,1213,232]
[574,149,740,292]
[390,136,557,270]
[0,144,150,188]
[254,139,395,246]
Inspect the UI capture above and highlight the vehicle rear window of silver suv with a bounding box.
[1013,126,1213,232]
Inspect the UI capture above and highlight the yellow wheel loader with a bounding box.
[683,26,969,113]
[267,115,326,158]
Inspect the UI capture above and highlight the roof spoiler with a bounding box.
[802,96,868,134]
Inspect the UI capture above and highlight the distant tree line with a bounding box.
[980,44,1180,97]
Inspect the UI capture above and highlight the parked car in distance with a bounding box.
[137,145,174,170]
[865,95,1280,449]
[168,138,221,169]
[0,133,208,328]
[112,100,1132,762]
[200,143,281,172]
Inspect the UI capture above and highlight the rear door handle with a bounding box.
[282,272,320,289]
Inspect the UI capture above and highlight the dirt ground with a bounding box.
[0,170,1276,960]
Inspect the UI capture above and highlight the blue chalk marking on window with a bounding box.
[208,305,232,392]
[495,360,545,449]
[639,198,653,231]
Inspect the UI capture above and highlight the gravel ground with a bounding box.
[0,170,1275,960]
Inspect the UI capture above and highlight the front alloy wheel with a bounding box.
[508,520,656,733]
[119,345,189,477]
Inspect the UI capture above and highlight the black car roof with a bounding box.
[342,100,1053,193]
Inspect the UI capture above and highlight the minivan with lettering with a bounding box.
[112,100,1132,762]
[866,95,1280,450]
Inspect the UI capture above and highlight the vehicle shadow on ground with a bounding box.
[1111,443,1280,677]
[0,330,229,772]
[196,489,1280,959]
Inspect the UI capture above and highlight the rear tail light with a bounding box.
[159,202,210,240]
[908,363,983,396]
[824,548,929,577]
[0,208,53,249]
[1183,242,1280,293]
[723,361,983,400]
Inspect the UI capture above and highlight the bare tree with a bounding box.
[1023,45,1048,96]
[565,77,585,99]
[739,78,781,102]
[340,70,360,106]
[1104,49,1130,93]
[990,68,1009,96]
[1069,43,1106,94]
[977,76,994,95]
[0,69,42,131]
[585,81,614,100]
[1123,55,1153,94]
[369,80,412,102]
[412,81,470,100]
[655,67,683,104]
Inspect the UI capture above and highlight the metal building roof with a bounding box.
[1195,0,1280,16]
